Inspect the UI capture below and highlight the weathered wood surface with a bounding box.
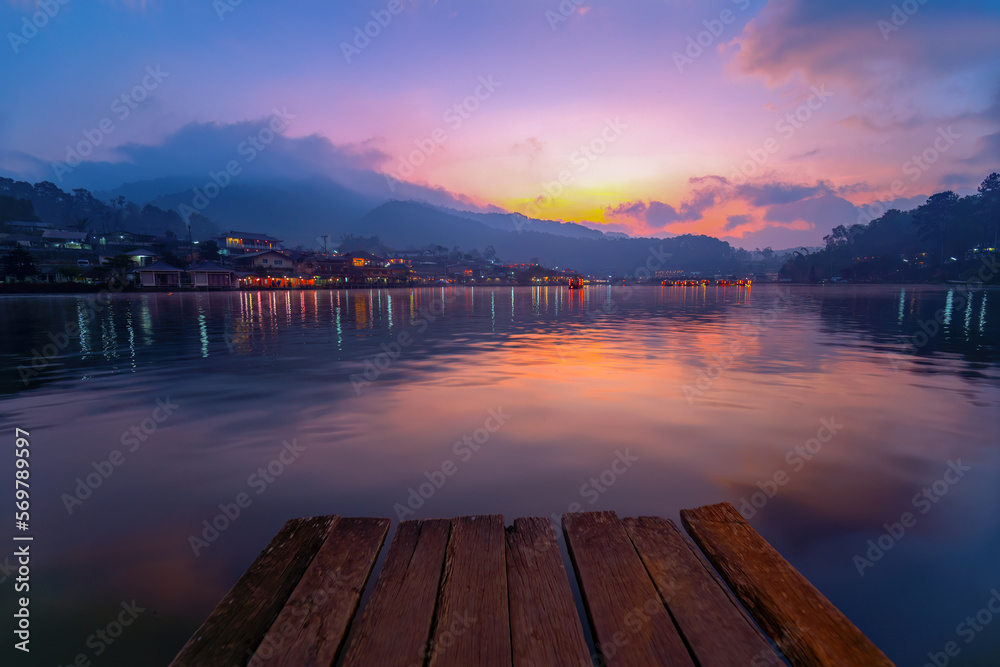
[623,515,780,666]
[169,515,337,667]
[563,511,694,667]
[681,502,896,667]
[175,507,895,667]
[429,515,511,667]
[342,519,451,667]
[249,517,389,666]
[505,517,590,667]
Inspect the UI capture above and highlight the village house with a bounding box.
[189,261,235,289]
[232,250,295,273]
[216,231,283,256]
[137,260,183,288]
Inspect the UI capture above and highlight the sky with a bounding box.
[2,0,999,248]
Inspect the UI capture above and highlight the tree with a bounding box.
[912,191,958,264]
[2,246,39,282]
[0,195,38,222]
[483,245,497,262]
[978,172,1000,248]
[823,225,849,250]
[103,254,133,272]
[200,240,221,261]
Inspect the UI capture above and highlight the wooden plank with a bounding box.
[342,519,451,667]
[249,517,390,666]
[170,515,337,667]
[428,515,510,667]
[623,515,780,666]
[506,517,590,667]
[562,511,695,667]
[681,502,895,667]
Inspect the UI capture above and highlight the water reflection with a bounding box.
[0,286,997,666]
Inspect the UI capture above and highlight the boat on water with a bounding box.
[568,277,584,289]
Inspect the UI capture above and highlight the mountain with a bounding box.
[102,174,611,248]
[355,200,744,276]
[432,206,607,240]
[104,176,377,248]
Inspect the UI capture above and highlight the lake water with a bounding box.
[1,284,999,666]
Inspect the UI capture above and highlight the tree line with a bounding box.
[781,173,1000,283]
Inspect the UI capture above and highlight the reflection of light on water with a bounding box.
[491,290,496,332]
[126,308,136,372]
[387,293,393,332]
[139,295,153,345]
[945,290,954,326]
[898,289,905,325]
[77,301,91,359]
[980,292,988,333]
[965,292,974,337]
[198,313,208,358]
[101,304,118,362]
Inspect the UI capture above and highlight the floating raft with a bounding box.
[170,502,895,666]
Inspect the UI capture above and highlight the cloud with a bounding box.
[512,137,544,163]
[732,0,1000,86]
[36,118,387,192]
[730,0,1000,136]
[606,199,682,229]
[724,214,751,231]
[763,191,856,230]
[646,201,683,227]
[965,131,1000,165]
[1,117,505,215]
[734,181,828,206]
[607,200,649,218]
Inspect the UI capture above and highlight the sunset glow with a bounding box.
[3,0,998,249]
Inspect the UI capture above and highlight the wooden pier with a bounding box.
[170,502,895,666]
